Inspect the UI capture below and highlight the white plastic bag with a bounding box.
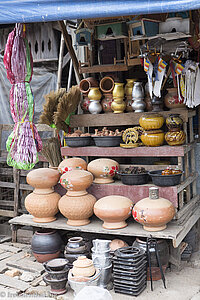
[74,286,112,300]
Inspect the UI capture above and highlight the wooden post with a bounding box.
[58,21,83,82]
[13,168,20,217]
[57,22,66,91]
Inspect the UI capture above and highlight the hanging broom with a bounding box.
[40,137,62,167]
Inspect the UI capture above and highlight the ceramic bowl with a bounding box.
[58,158,87,174]
[141,130,165,147]
[139,113,164,130]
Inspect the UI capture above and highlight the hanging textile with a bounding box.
[3,23,42,170]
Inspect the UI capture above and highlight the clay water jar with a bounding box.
[164,87,186,109]
[72,256,96,277]
[94,195,133,229]
[31,230,62,263]
[58,157,87,175]
[132,187,175,231]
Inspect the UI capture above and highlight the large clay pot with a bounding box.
[72,256,96,277]
[164,88,186,109]
[87,158,119,184]
[58,158,87,175]
[59,193,96,226]
[100,76,115,94]
[79,77,98,94]
[94,195,133,229]
[141,130,165,147]
[165,130,186,146]
[59,170,93,196]
[101,94,113,113]
[139,113,164,130]
[31,229,62,263]
[166,113,183,130]
[132,187,175,231]
[25,168,60,223]
[111,83,126,113]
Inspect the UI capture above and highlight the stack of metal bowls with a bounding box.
[92,239,112,289]
[113,246,147,296]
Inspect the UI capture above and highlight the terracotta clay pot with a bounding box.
[100,76,115,94]
[79,77,98,95]
[141,130,165,147]
[164,88,186,109]
[31,230,62,263]
[72,256,96,277]
[139,113,164,130]
[110,239,128,252]
[25,168,60,223]
[59,193,96,226]
[165,130,186,146]
[59,170,93,196]
[101,94,113,113]
[87,158,119,184]
[132,187,175,231]
[94,195,133,229]
[80,95,90,114]
[58,158,87,175]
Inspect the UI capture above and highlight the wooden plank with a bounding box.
[175,195,199,220]
[69,109,190,127]
[7,258,44,274]
[80,63,128,73]
[13,168,20,217]
[0,200,14,207]
[0,182,16,188]
[9,214,183,245]
[61,145,186,157]
[127,58,141,66]
[19,184,34,191]
[177,173,198,193]
[0,274,30,292]
[0,210,15,217]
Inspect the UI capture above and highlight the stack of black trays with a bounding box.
[113,246,147,296]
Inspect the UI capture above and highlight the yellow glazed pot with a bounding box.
[165,130,186,146]
[125,79,136,97]
[111,82,125,113]
[88,87,102,101]
[139,113,164,130]
[141,130,165,147]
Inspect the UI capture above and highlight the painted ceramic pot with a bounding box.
[94,195,133,229]
[31,230,62,263]
[111,83,125,113]
[58,193,96,226]
[165,130,186,146]
[166,114,183,130]
[141,130,165,147]
[26,168,60,194]
[25,191,60,223]
[100,76,115,94]
[87,158,119,184]
[80,95,90,114]
[60,170,93,196]
[72,256,96,277]
[88,87,102,101]
[132,187,175,231]
[58,158,87,175]
[139,113,164,130]
[79,77,98,95]
[164,88,186,109]
[101,94,113,113]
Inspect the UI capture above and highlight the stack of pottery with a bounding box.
[88,87,102,114]
[59,170,96,226]
[68,256,101,296]
[132,187,175,231]
[79,77,98,113]
[100,76,115,113]
[133,237,169,281]
[113,246,147,296]
[87,158,119,184]
[58,157,87,175]
[131,82,146,113]
[64,237,90,268]
[92,239,112,289]
[111,82,126,113]
[125,79,136,112]
[43,258,69,295]
[94,195,133,229]
[139,113,165,147]
[25,168,61,223]
[165,114,186,146]
[31,229,62,263]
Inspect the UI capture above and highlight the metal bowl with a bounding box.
[149,170,182,186]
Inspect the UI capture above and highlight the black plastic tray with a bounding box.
[117,172,149,185]
[148,170,182,186]
[93,136,122,147]
[64,136,93,147]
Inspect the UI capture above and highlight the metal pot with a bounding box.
[88,100,102,114]
[132,82,144,99]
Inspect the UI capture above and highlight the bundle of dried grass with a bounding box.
[39,88,66,126]
[53,86,81,132]
[40,137,62,167]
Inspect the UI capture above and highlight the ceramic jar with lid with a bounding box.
[94,195,133,229]
[72,256,96,277]
[132,187,175,231]
[87,158,119,184]
[25,168,60,223]
[139,113,164,130]
[141,130,165,147]
[58,158,87,175]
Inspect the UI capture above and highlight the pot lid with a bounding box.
[73,256,94,268]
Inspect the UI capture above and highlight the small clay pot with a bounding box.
[44,274,67,295]
[110,239,128,252]
[72,256,96,277]
[101,94,113,113]
[79,77,98,95]
[31,230,62,263]
[100,76,115,94]
[65,237,87,253]
[58,158,87,175]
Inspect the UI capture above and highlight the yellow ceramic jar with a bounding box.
[141,130,165,147]
[113,82,124,99]
[88,87,102,101]
[125,79,137,97]
[165,130,186,146]
[139,113,164,130]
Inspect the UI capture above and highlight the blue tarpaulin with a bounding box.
[0,0,199,24]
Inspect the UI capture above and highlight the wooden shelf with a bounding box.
[79,63,128,74]
[69,109,196,128]
[61,143,194,158]
[9,207,200,248]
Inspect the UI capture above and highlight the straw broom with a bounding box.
[40,137,62,167]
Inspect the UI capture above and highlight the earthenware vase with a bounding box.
[25,168,60,223]
[31,229,62,263]
[139,113,164,130]
[72,256,96,277]
[58,158,87,175]
[141,130,165,147]
[87,158,119,184]
[94,195,133,229]
[111,82,126,113]
[164,87,186,109]
[166,114,183,130]
[100,76,115,94]
[132,187,175,231]
[165,130,186,146]
[101,94,113,113]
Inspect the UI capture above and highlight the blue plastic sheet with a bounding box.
[0,0,199,24]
